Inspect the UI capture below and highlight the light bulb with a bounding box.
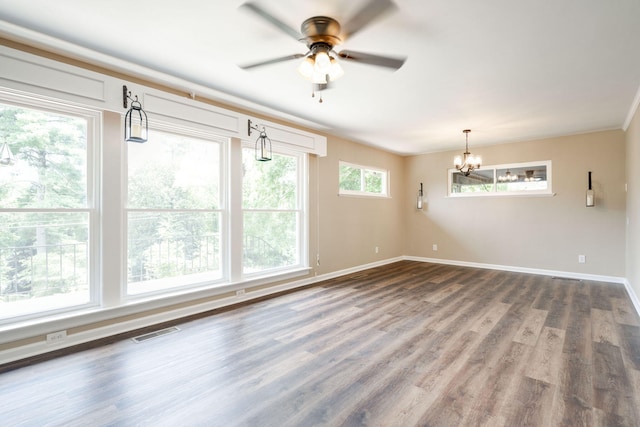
[454,155,462,167]
[328,57,344,81]
[314,51,331,75]
[298,56,315,80]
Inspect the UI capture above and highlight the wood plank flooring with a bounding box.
[1,261,640,426]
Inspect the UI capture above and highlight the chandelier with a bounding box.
[454,129,481,176]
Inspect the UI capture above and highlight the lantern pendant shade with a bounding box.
[124,104,148,143]
[249,119,272,162]
[123,85,148,143]
[255,130,272,162]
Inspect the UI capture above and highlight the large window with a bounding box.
[0,78,314,329]
[0,99,96,321]
[126,129,224,295]
[339,161,388,197]
[242,147,304,275]
[449,161,552,197]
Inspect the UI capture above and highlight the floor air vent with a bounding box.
[131,326,180,343]
[551,276,582,282]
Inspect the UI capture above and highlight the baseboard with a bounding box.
[623,279,640,318]
[403,255,626,284]
[405,255,639,318]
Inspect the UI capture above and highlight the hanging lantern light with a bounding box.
[248,119,272,162]
[0,141,16,166]
[123,85,148,143]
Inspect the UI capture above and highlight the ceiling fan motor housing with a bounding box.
[301,16,343,47]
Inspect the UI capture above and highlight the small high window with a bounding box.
[339,161,389,197]
[449,161,552,197]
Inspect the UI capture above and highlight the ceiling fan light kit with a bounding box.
[240,0,406,101]
[297,42,344,85]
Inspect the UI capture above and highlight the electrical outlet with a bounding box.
[432,244,438,251]
[46,330,67,344]
[375,246,379,254]
[578,255,586,264]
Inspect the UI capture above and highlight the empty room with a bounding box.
[1,1,640,426]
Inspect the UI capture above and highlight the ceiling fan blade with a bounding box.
[337,50,406,70]
[240,53,306,70]
[342,0,397,38]
[240,2,301,41]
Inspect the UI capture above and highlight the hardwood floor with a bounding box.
[1,261,640,426]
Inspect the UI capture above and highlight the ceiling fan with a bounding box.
[239,0,406,100]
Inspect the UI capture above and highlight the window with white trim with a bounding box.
[242,146,305,275]
[126,128,225,295]
[448,161,552,197]
[338,161,388,197]
[0,97,98,321]
[0,49,319,327]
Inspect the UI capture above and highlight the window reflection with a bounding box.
[449,161,551,196]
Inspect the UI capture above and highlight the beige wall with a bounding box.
[626,107,640,296]
[315,136,406,274]
[404,130,627,277]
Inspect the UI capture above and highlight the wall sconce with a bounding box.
[0,141,15,166]
[248,119,272,162]
[123,85,148,143]
[586,171,594,207]
[416,182,424,210]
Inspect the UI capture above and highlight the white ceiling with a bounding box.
[1,0,639,155]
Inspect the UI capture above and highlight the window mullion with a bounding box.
[102,111,124,307]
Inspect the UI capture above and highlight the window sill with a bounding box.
[446,192,557,199]
[0,267,312,346]
[338,193,391,199]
